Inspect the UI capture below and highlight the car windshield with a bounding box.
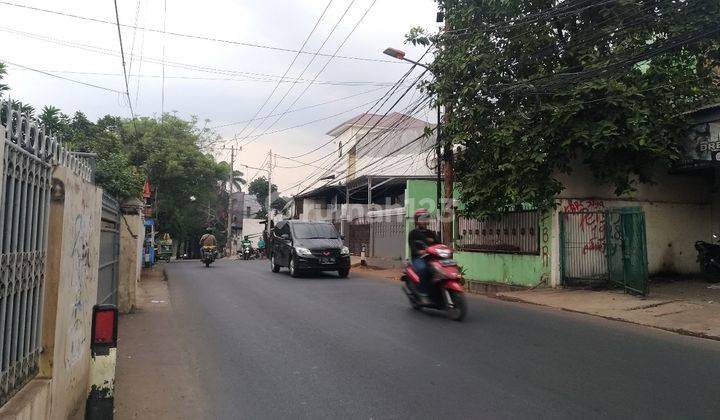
[292,223,339,239]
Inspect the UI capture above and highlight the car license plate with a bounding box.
[320,257,335,264]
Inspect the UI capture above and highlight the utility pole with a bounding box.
[226,145,235,256]
[267,150,273,239]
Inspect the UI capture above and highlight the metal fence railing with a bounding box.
[0,99,94,405]
[455,210,540,254]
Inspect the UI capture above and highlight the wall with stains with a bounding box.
[43,166,102,420]
[554,198,711,277]
[555,159,713,278]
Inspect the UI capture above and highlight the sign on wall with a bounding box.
[685,122,720,163]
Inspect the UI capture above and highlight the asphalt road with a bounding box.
[166,259,720,420]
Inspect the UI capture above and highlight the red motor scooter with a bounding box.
[402,244,467,321]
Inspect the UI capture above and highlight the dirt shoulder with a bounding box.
[114,266,203,420]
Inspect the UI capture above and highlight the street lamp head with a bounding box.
[383,47,406,60]
[319,175,336,181]
[189,196,197,202]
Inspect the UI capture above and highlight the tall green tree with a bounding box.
[0,62,230,245]
[231,170,247,191]
[39,105,70,135]
[410,0,720,216]
[248,177,290,219]
[248,176,278,209]
[11,100,34,117]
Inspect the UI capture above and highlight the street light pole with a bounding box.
[383,46,449,244]
[440,13,454,248]
[267,150,273,240]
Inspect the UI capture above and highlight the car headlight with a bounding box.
[340,246,350,255]
[295,247,312,256]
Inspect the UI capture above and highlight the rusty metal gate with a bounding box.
[559,207,648,295]
[348,217,370,256]
[97,193,120,305]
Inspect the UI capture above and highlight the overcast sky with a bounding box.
[1,0,439,194]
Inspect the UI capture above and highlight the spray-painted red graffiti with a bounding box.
[563,199,604,213]
[563,199,606,255]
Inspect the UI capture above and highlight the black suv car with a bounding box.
[269,220,351,277]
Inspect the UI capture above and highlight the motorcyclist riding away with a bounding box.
[200,227,217,247]
[408,208,440,299]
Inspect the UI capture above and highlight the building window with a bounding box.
[246,206,251,217]
[455,210,540,254]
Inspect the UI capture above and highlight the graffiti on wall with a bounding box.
[541,212,550,268]
[66,212,93,368]
[562,199,606,255]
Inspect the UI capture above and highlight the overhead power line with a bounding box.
[226,96,387,143]
[274,54,431,193]
[238,0,379,149]
[237,0,356,145]
[284,57,427,160]
[230,0,335,145]
[0,59,125,93]
[112,0,136,119]
[161,0,167,116]
[126,0,142,78]
[278,67,431,195]
[211,86,387,129]
[5,66,406,88]
[133,0,148,108]
[0,1,400,64]
[0,26,406,88]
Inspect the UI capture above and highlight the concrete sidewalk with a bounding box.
[498,280,720,341]
[114,266,204,419]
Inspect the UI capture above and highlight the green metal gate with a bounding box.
[560,207,648,295]
[605,208,648,295]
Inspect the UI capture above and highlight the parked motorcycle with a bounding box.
[201,245,217,267]
[695,235,720,282]
[402,244,467,321]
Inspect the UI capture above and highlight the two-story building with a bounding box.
[290,112,437,257]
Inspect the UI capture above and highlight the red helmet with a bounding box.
[414,208,430,222]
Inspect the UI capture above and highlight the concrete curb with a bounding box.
[493,293,720,342]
